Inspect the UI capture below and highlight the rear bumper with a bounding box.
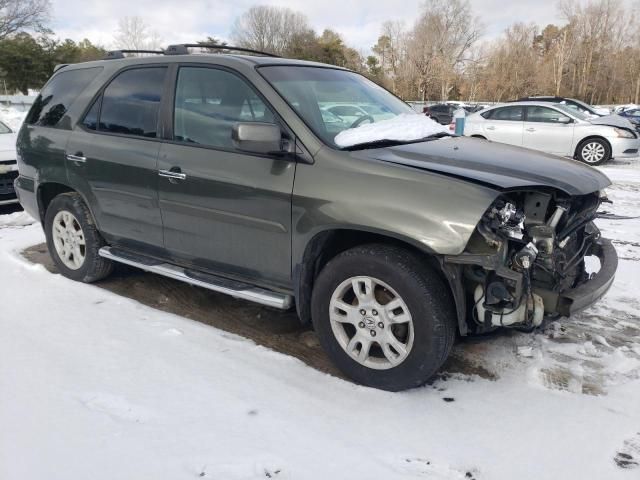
[557,238,618,316]
[13,174,39,220]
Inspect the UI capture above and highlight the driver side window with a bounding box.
[173,67,275,149]
[527,106,570,123]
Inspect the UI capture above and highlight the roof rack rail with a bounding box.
[165,44,280,58]
[103,50,165,60]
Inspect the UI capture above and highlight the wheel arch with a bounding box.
[37,182,99,228]
[293,227,467,335]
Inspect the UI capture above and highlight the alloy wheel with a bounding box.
[581,142,606,164]
[51,210,86,270]
[329,276,414,370]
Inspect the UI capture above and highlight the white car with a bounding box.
[324,104,394,127]
[464,102,639,165]
[0,120,19,206]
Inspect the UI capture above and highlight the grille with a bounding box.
[0,170,18,195]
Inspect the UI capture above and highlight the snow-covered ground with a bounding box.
[1,161,640,479]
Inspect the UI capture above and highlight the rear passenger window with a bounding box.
[173,67,275,149]
[491,106,524,121]
[26,67,102,127]
[98,67,166,138]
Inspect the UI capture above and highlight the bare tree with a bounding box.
[373,21,406,93]
[113,16,163,51]
[408,0,482,100]
[0,0,50,39]
[231,5,312,55]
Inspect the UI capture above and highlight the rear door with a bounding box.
[18,66,103,199]
[157,65,295,287]
[66,66,169,252]
[523,106,575,155]
[482,106,525,146]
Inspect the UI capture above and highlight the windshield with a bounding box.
[259,66,415,147]
[555,104,590,121]
[560,99,597,116]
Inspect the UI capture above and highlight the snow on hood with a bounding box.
[334,113,450,148]
[0,106,28,131]
[589,114,635,129]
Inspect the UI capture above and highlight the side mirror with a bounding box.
[232,122,284,155]
[557,116,572,124]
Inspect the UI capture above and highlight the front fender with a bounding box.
[292,148,500,267]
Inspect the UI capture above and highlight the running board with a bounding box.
[98,246,293,310]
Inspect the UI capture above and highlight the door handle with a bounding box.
[486,126,496,130]
[526,128,536,132]
[66,153,87,163]
[158,169,187,181]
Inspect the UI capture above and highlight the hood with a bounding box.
[353,136,611,196]
[0,132,17,155]
[588,114,635,129]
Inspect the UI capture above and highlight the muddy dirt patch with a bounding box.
[22,243,497,382]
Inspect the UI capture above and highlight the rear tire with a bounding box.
[311,244,456,391]
[44,192,113,283]
[576,138,611,165]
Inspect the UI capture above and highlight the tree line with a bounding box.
[1,0,639,104]
[392,0,640,105]
[232,0,640,105]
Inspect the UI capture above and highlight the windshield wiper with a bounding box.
[341,132,454,151]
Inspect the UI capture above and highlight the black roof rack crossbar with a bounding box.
[165,44,280,58]
[103,50,165,60]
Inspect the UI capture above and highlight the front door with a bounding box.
[67,67,169,251]
[157,66,295,287]
[523,106,575,155]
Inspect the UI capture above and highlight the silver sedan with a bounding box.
[464,101,639,165]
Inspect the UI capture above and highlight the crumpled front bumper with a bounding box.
[556,238,618,317]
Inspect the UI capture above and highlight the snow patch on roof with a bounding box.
[334,113,450,148]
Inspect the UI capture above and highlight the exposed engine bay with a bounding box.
[445,189,609,333]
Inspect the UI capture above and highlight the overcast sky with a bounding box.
[46,0,622,53]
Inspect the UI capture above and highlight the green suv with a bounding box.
[15,45,617,391]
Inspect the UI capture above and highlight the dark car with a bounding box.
[15,45,617,391]
[618,108,640,125]
[515,96,608,117]
[423,103,457,124]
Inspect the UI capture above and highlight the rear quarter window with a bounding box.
[26,67,103,127]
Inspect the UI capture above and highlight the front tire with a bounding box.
[577,138,611,165]
[311,244,456,391]
[44,192,113,282]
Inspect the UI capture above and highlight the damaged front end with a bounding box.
[444,189,618,334]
